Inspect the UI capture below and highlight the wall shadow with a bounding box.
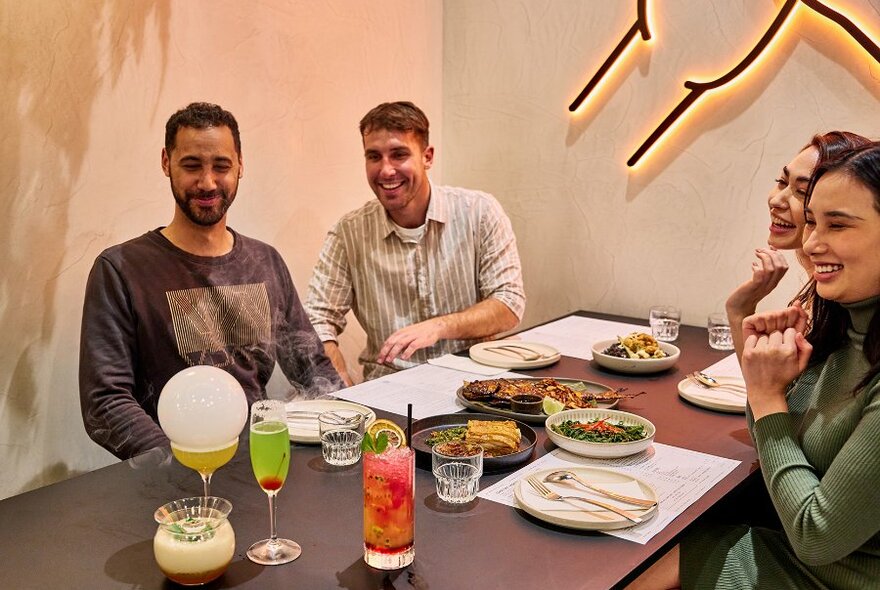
[0,1,171,497]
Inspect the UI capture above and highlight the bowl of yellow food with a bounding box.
[591,333,680,374]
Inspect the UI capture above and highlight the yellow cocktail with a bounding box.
[171,438,238,497]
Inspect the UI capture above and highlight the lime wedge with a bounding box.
[542,397,565,415]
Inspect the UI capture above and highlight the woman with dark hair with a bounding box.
[628,142,880,589]
[726,131,872,359]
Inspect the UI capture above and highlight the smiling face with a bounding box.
[162,125,242,227]
[767,147,819,249]
[363,128,433,228]
[803,171,880,303]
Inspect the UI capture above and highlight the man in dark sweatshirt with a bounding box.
[79,102,343,460]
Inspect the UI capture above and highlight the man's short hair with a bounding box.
[165,102,241,155]
[359,101,429,149]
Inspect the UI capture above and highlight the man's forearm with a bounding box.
[436,298,519,341]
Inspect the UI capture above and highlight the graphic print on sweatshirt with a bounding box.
[166,283,271,367]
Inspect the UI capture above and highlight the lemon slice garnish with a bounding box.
[366,418,406,448]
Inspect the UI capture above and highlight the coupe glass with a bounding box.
[246,400,301,565]
[170,438,238,497]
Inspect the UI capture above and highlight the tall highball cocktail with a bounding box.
[363,445,415,569]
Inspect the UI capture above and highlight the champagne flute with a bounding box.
[247,400,301,565]
[170,438,238,497]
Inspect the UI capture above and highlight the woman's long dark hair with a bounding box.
[789,131,873,314]
[801,142,880,392]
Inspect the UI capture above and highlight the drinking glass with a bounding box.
[432,442,483,504]
[170,438,238,497]
[154,496,235,586]
[649,306,681,342]
[708,312,734,350]
[319,410,365,466]
[363,447,415,569]
[247,400,301,565]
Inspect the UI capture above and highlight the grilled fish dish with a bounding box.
[460,378,644,410]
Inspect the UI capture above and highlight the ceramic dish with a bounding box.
[677,376,746,414]
[285,399,376,444]
[455,378,619,424]
[514,466,658,530]
[591,340,680,374]
[545,408,655,458]
[409,413,537,472]
[469,340,561,370]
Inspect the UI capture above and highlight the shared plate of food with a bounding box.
[410,413,537,471]
[514,466,658,530]
[545,408,656,458]
[469,340,561,370]
[457,377,645,424]
[591,333,680,374]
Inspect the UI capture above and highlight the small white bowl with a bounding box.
[591,339,680,374]
[545,408,655,458]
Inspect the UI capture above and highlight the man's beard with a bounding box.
[171,185,236,227]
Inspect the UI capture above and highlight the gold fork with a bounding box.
[525,476,644,523]
[686,372,747,397]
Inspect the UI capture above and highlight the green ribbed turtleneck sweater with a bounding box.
[752,296,880,587]
[682,296,880,589]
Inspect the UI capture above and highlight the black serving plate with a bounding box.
[410,413,537,473]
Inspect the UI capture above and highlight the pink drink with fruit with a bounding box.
[363,447,415,569]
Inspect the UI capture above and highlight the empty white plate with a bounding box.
[285,399,376,444]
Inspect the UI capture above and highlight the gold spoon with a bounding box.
[544,470,658,508]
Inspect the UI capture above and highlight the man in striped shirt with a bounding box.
[306,101,525,384]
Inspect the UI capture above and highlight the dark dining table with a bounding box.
[0,311,759,590]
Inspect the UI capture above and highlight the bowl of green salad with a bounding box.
[545,408,655,458]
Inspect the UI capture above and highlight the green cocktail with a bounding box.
[246,400,301,565]
[250,421,289,492]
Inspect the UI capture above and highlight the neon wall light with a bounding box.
[568,0,880,168]
[568,0,652,112]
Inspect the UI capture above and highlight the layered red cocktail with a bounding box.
[363,446,415,569]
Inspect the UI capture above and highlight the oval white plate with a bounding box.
[285,399,376,444]
[591,340,680,374]
[469,340,560,369]
[545,408,655,458]
[677,376,746,414]
[514,466,658,530]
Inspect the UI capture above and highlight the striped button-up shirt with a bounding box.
[306,184,525,380]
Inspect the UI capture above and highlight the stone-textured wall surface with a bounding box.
[0,0,442,499]
[443,0,879,329]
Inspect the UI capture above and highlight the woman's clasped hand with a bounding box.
[740,303,813,419]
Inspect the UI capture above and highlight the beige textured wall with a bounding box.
[0,0,442,499]
[443,0,879,331]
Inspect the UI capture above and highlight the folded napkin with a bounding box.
[427,354,507,376]
[702,353,743,379]
[521,478,650,513]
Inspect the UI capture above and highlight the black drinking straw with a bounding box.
[406,403,413,447]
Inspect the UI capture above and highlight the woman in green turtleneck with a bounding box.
[629,143,880,590]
